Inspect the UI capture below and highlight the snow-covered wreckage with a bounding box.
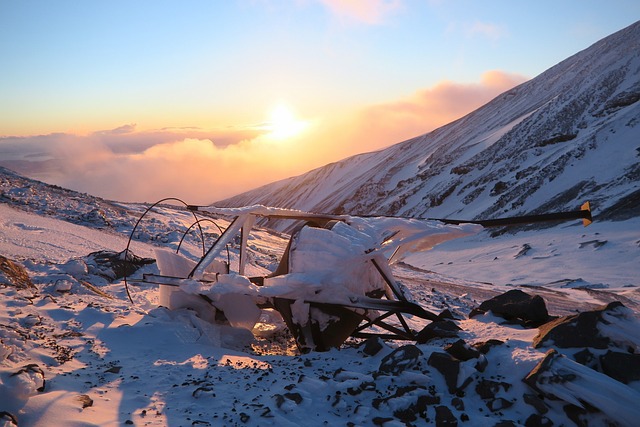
[128,201,592,353]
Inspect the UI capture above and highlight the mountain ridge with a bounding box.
[216,21,640,223]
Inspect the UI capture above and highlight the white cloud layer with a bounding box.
[0,71,527,205]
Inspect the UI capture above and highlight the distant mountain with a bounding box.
[216,21,640,223]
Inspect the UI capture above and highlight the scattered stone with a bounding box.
[438,309,456,320]
[572,348,597,368]
[475,379,511,400]
[451,397,465,411]
[470,290,551,327]
[533,302,624,349]
[428,352,460,393]
[523,393,548,414]
[284,392,303,404]
[473,339,504,354]
[416,320,461,343]
[378,344,423,375]
[394,393,441,422]
[599,350,640,383]
[525,413,554,427]
[515,243,532,258]
[373,416,394,426]
[76,394,93,409]
[563,404,590,427]
[486,397,513,412]
[445,339,480,361]
[361,337,385,356]
[104,366,122,374]
[435,405,458,427]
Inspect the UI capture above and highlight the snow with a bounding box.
[1,195,639,426]
[406,217,640,290]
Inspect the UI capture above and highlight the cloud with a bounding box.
[318,0,403,25]
[334,70,528,153]
[0,70,528,205]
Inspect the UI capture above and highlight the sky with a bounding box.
[1,0,639,204]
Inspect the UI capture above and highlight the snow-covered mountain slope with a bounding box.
[1,164,639,426]
[217,21,640,223]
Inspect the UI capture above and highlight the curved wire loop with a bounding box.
[123,197,205,303]
[177,218,230,269]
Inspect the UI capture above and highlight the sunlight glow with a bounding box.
[266,103,308,140]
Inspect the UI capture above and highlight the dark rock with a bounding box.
[486,398,514,412]
[361,337,385,356]
[373,417,394,426]
[470,289,551,327]
[416,320,461,343]
[475,379,511,400]
[525,414,554,427]
[572,348,597,368]
[435,405,458,427]
[563,404,590,427]
[428,352,460,393]
[451,397,465,411]
[444,339,480,361]
[600,350,640,384]
[393,395,434,423]
[475,355,489,372]
[523,393,548,414]
[473,339,504,354]
[76,394,93,409]
[284,392,303,404]
[494,421,516,427]
[274,394,285,408]
[438,309,456,320]
[378,344,423,375]
[533,302,624,349]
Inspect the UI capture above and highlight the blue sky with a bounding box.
[1,1,638,202]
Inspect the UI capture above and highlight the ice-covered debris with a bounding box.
[84,249,155,281]
[470,289,551,327]
[8,364,45,399]
[524,349,640,427]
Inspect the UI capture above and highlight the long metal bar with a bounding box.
[430,201,592,227]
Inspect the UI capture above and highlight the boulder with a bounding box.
[533,301,623,349]
[378,344,423,376]
[416,320,461,343]
[470,289,551,327]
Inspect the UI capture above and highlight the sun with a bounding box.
[266,103,308,140]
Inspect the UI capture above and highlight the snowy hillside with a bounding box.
[2,166,640,426]
[217,21,640,223]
